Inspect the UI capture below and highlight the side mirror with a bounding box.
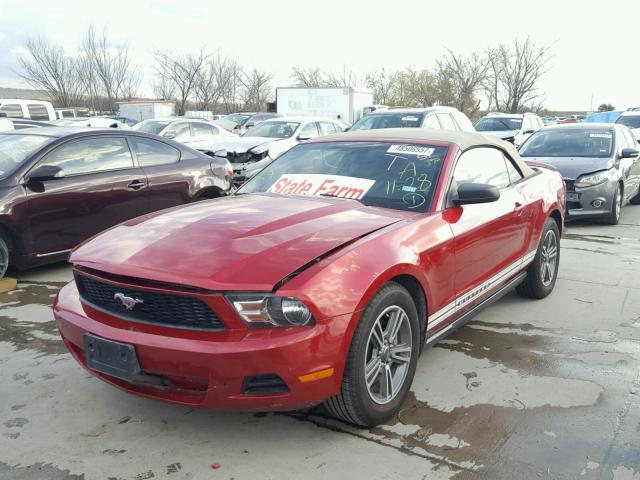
[245,122,255,129]
[27,165,65,182]
[620,148,639,159]
[297,134,313,141]
[452,182,500,206]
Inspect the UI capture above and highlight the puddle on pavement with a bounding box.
[293,320,638,478]
[0,281,68,355]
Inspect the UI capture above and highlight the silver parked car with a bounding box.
[201,116,346,187]
[475,112,544,148]
[519,123,640,224]
[348,106,475,132]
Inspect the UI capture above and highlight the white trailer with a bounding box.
[117,101,175,122]
[276,87,374,125]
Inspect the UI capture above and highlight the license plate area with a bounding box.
[84,333,141,382]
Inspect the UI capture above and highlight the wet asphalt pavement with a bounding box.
[1,206,639,480]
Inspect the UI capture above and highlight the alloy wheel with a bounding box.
[364,305,412,404]
[540,230,558,287]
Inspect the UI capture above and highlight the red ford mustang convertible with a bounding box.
[54,129,565,427]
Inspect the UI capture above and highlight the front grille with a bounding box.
[76,274,224,331]
[227,152,250,163]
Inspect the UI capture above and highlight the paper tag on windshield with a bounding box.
[589,133,612,138]
[387,145,435,157]
[267,174,375,200]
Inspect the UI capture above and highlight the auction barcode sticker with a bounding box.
[387,145,435,157]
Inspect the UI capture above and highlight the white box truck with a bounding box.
[276,87,374,124]
[117,101,175,122]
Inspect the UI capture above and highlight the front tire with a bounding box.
[0,234,9,280]
[604,184,622,225]
[323,282,420,427]
[516,217,560,299]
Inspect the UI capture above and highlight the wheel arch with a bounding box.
[549,209,563,235]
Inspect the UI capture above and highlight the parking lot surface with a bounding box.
[1,207,639,480]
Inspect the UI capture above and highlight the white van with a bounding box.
[0,99,56,121]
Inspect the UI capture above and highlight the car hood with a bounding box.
[70,193,405,291]
[479,130,519,140]
[208,136,280,154]
[521,156,613,180]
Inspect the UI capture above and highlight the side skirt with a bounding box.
[425,271,527,348]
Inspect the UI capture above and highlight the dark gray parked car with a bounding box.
[519,123,640,224]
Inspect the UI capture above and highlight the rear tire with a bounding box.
[516,217,560,299]
[603,184,622,225]
[322,282,420,427]
[0,234,9,280]
[631,186,640,205]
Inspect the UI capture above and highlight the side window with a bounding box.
[163,122,190,138]
[130,137,180,167]
[0,104,24,118]
[504,155,523,183]
[453,148,511,190]
[299,122,319,138]
[437,113,457,131]
[62,110,75,118]
[192,123,214,136]
[423,115,440,129]
[28,104,49,121]
[40,137,134,176]
[318,122,338,135]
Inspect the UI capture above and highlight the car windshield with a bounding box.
[242,121,300,138]
[519,129,614,158]
[225,113,253,126]
[350,113,425,131]
[237,141,448,212]
[475,117,522,132]
[133,120,173,134]
[616,115,640,129]
[0,134,55,179]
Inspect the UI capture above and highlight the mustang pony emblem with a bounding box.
[113,292,144,310]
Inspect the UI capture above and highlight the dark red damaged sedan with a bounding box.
[54,129,565,427]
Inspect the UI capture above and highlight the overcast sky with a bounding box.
[1,0,638,111]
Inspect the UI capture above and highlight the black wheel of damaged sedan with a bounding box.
[603,183,622,225]
[517,217,560,299]
[323,282,420,427]
[0,234,9,280]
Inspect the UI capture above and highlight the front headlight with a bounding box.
[574,169,611,188]
[249,144,269,159]
[227,294,314,327]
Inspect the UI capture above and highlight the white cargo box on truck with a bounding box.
[276,87,374,124]
[117,101,175,122]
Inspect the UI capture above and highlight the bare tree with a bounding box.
[365,69,401,105]
[153,47,208,115]
[16,36,82,107]
[240,68,273,111]
[81,26,140,112]
[437,49,489,118]
[290,65,363,88]
[484,38,552,113]
[290,66,324,87]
